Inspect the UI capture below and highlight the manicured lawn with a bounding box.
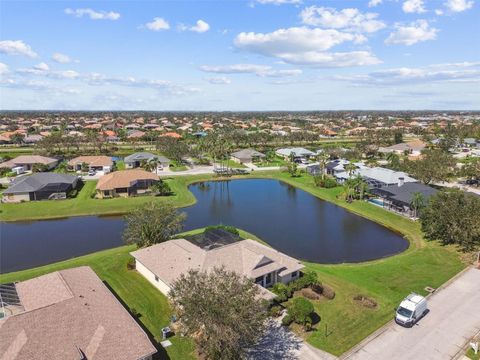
[0,170,466,357]
[214,159,247,169]
[467,347,480,360]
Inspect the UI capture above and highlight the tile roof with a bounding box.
[0,155,58,169]
[0,267,157,360]
[68,156,113,167]
[96,169,159,191]
[131,239,304,287]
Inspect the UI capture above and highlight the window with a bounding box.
[155,275,159,282]
[291,271,298,278]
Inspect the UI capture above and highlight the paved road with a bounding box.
[346,267,480,360]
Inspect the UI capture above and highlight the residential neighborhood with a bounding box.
[1,0,480,359]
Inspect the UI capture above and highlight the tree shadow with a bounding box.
[103,281,171,360]
[246,319,303,360]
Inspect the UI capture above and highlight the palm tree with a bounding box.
[345,162,358,178]
[317,152,329,175]
[386,152,400,170]
[410,192,425,218]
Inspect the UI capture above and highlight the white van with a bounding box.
[395,293,428,327]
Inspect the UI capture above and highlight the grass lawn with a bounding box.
[0,170,466,357]
[255,156,288,168]
[115,159,126,170]
[467,348,480,360]
[214,159,247,169]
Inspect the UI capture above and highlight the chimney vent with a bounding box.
[398,177,404,187]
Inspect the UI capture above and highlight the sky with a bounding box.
[0,0,479,111]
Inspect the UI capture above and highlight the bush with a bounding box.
[290,271,320,291]
[300,288,321,300]
[271,282,293,302]
[268,305,283,317]
[281,313,293,326]
[321,284,336,300]
[126,257,136,270]
[314,175,337,188]
[288,297,314,326]
[204,224,239,235]
[68,189,78,198]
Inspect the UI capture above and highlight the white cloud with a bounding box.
[52,52,74,63]
[0,63,8,75]
[255,0,302,5]
[444,0,474,12]
[368,0,383,7]
[300,7,386,33]
[34,62,49,71]
[204,76,231,84]
[402,0,427,13]
[200,64,303,77]
[334,62,480,85]
[144,17,170,31]
[234,27,378,67]
[385,20,438,46]
[64,8,120,20]
[435,9,445,15]
[189,20,210,33]
[0,40,37,58]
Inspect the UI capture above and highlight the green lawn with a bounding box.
[0,170,466,357]
[467,347,480,360]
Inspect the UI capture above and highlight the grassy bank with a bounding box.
[0,171,466,356]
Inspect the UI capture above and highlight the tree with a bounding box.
[284,297,315,330]
[31,163,49,173]
[410,192,425,218]
[462,158,480,182]
[123,202,186,247]
[156,137,189,164]
[404,149,455,184]
[345,162,358,178]
[420,189,480,251]
[386,152,401,170]
[149,180,172,195]
[394,132,403,144]
[169,267,267,360]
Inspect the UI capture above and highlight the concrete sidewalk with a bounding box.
[344,267,480,360]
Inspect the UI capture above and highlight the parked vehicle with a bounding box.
[395,293,428,327]
[88,169,96,176]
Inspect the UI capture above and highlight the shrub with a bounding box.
[321,284,336,300]
[290,271,320,291]
[68,189,78,198]
[288,297,314,326]
[300,288,321,300]
[271,283,292,302]
[281,314,293,326]
[268,305,283,317]
[314,175,337,188]
[126,257,136,270]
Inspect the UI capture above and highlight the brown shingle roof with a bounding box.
[68,155,113,167]
[96,169,159,191]
[0,155,57,169]
[0,266,157,360]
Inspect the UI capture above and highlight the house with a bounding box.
[0,155,58,171]
[370,182,438,217]
[124,152,170,170]
[23,134,44,144]
[230,149,266,164]
[131,238,305,300]
[334,166,417,187]
[96,169,159,198]
[275,148,315,161]
[0,267,157,360]
[2,173,79,202]
[378,140,426,156]
[324,159,365,176]
[68,156,113,174]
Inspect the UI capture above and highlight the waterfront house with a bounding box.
[370,182,438,217]
[0,155,58,171]
[230,149,266,164]
[124,152,170,170]
[131,238,305,300]
[2,173,79,202]
[95,169,159,198]
[68,155,113,174]
[0,266,157,360]
[334,166,417,188]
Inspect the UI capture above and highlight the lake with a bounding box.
[0,179,408,273]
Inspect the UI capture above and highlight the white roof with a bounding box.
[276,148,315,157]
[335,166,417,185]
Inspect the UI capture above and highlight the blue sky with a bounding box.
[0,0,479,110]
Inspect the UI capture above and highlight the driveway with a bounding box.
[345,267,480,360]
[247,319,336,360]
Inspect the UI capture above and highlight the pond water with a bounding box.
[0,179,408,273]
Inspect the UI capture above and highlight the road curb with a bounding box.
[339,265,474,360]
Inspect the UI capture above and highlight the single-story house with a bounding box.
[0,266,157,360]
[68,155,113,174]
[0,155,58,171]
[23,134,44,144]
[275,148,315,161]
[95,169,159,198]
[2,173,79,202]
[370,182,438,217]
[325,159,366,176]
[124,152,170,170]
[230,149,266,164]
[378,140,426,156]
[334,166,417,188]
[131,238,305,301]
